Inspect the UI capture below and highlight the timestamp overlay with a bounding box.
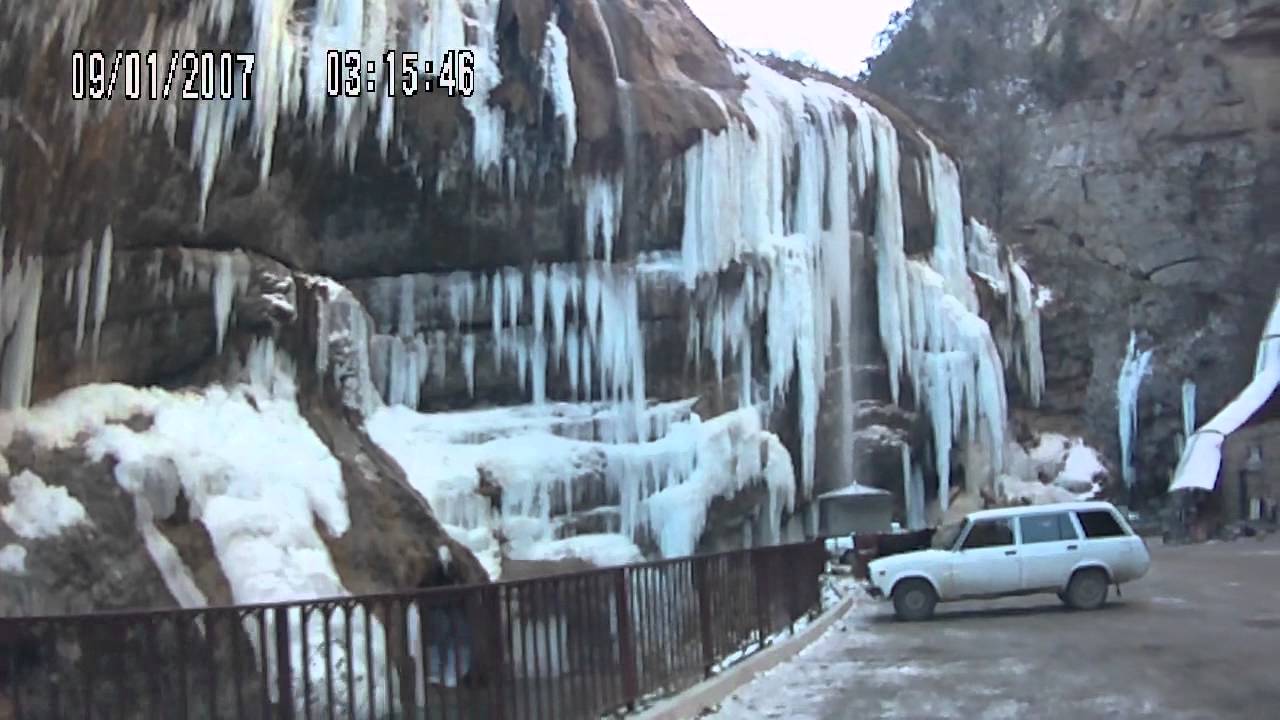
[327,50,477,98]
[70,49,477,102]
[71,50,256,101]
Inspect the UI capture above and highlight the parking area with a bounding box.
[710,536,1280,719]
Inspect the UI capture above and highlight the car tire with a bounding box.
[1064,568,1109,611]
[892,579,938,622]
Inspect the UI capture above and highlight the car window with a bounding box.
[1076,510,1129,538]
[1080,507,1131,535]
[961,519,1015,549]
[1018,512,1079,544]
[933,521,965,550]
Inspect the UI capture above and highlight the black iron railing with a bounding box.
[0,541,826,719]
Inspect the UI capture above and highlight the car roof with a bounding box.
[964,501,1119,523]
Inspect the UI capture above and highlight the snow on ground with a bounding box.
[1,468,89,539]
[706,604,885,719]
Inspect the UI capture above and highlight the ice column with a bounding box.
[1117,332,1154,488]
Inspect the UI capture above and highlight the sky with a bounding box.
[684,0,915,78]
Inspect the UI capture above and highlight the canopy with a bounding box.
[1169,289,1280,492]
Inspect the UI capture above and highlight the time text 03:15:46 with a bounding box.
[327,50,476,98]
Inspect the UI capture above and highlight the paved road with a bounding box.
[710,536,1280,719]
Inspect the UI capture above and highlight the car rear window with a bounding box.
[1018,512,1079,544]
[1076,509,1129,538]
[961,519,1015,549]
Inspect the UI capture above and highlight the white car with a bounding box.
[867,501,1152,621]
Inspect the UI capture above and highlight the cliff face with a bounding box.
[1,0,1059,623]
[868,0,1280,498]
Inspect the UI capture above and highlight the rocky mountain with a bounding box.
[0,0,1091,622]
[866,0,1280,502]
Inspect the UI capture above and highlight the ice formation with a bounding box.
[1,1,1057,583]
[370,262,649,439]
[1182,380,1197,440]
[1171,289,1280,492]
[1117,332,1154,488]
[0,248,42,410]
[901,445,926,530]
[90,226,113,361]
[0,543,26,575]
[0,349,387,715]
[539,12,577,169]
[367,400,795,572]
[1,469,89,539]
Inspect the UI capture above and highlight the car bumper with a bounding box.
[864,581,884,599]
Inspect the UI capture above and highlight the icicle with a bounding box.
[0,254,43,409]
[1182,380,1197,439]
[462,334,476,398]
[566,326,581,401]
[430,330,447,389]
[923,139,978,312]
[548,265,571,358]
[73,238,93,352]
[539,12,576,169]
[1117,332,1154,488]
[212,254,235,354]
[490,270,504,370]
[531,265,548,344]
[1009,262,1045,407]
[398,274,416,337]
[870,114,911,405]
[460,0,507,177]
[582,176,622,261]
[90,225,113,362]
[446,272,474,331]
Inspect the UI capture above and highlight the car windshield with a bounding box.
[932,521,965,550]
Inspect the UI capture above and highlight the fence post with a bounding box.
[273,606,294,720]
[613,568,639,710]
[811,540,824,616]
[752,550,769,648]
[693,558,715,678]
[483,586,507,720]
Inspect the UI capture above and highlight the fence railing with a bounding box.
[0,540,826,719]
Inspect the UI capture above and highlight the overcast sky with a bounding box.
[684,0,915,77]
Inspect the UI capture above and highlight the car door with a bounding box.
[1073,507,1147,580]
[1016,511,1082,591]
[948,518,1021,597]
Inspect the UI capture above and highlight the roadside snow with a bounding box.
[707,606,883,719]
[1,469,89,539]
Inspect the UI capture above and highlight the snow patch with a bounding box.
[1,469,89,539]
[507,534,642,568]
[0,543,25,574]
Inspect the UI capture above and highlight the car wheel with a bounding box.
[1065,568,1109,611]
[892,579,938,622]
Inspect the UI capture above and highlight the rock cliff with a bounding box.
[2,0,1064,622]
[867,0,1280,501]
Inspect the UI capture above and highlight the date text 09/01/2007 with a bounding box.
[68,49,476,101]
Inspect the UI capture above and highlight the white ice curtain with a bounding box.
[1169,289,1280,492]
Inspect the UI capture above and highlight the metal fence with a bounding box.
[0,541,826,720]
